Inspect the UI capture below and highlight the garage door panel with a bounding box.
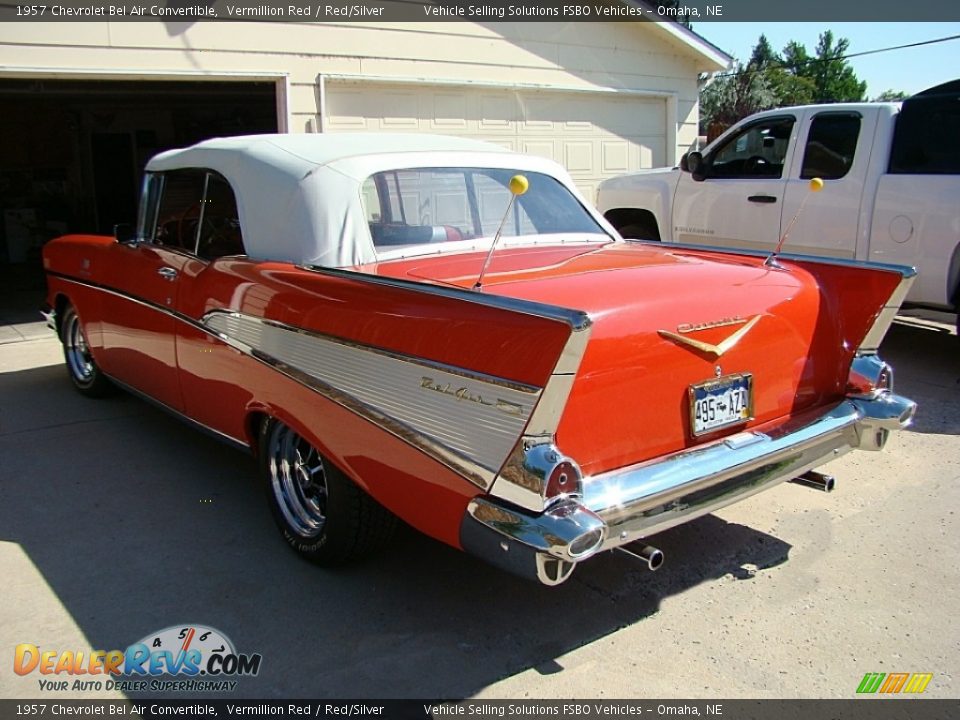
[431,94,469,130]
[479,94,517,131]
[381,91,421,129]
[325,83,667,195]
[326,88,377,130]
[602,140,630,174]
[521,140,557,162]
[563,141,594,174]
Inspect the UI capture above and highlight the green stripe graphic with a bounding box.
[857,672,886,693]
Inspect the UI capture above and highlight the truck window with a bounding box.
[800,113,861,180]
[889,93,960,175]
[708,117,795,179]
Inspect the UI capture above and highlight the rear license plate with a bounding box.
[690,373,753,436]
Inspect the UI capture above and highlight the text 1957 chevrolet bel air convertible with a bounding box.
[42,134,916,586]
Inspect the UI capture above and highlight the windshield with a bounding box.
[361,167,609,254]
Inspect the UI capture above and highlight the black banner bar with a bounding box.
[2,0,960,23]
[2,700,959,720]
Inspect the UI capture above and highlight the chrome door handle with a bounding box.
[157,267,178,281]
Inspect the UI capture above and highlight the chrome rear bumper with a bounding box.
[460,390,916,585]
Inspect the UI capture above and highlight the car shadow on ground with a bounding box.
[0,363,795,699]
[881,320,959,435]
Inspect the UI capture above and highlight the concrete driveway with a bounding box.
[1,317,957,700]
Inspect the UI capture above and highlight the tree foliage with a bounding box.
[873,89,910,102]
[700,31,871,133]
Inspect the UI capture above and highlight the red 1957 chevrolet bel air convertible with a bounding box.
[42,134,916,585]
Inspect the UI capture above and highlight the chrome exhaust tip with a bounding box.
[790,470,836,493]
[617,543,665,572]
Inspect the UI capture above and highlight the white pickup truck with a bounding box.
[597,81,960,326]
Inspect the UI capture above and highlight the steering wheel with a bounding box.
[176,202,220,251]
[744,155,770,174]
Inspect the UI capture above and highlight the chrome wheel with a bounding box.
[63,308,95,385]
[266,423,328,539]
[59,303,113,398]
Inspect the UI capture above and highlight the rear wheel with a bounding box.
[60,304,113,397]
[260,419,396,564]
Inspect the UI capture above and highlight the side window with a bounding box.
[196,173,245,260]
[801,113,861,180]
[152,169,206,250]
[136,173,163,242]
[890,94,960,174]
[151,169,244,259]
[708,117,795,179]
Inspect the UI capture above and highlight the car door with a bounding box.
[98,170,207,411]
[672,114,797,249]
[779,108,877,259]
[172,170,258,444]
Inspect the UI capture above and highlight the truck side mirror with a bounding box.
[114,223,136,243]
[686,152,707,182]
[680,152,689,172]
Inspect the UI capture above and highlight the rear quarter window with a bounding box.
[889,93,960,175]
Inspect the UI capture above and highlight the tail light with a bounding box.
[847,354,894,397]
[523,443,583,506]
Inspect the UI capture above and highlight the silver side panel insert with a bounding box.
[203,311,540,488]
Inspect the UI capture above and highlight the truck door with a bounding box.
[672,114,796,249]
[779,108,878,259]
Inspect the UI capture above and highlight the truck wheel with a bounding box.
[60,303,114,397]
[260,419,396,564]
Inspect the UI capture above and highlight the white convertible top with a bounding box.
[146,133,597,267]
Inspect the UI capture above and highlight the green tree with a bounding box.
[873,89,910,101]
[748,34,778,68]
[700,31,867,131]
[699,60,776,134]
[804,31,867,103]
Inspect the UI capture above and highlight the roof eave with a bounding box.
[623,1,732,72]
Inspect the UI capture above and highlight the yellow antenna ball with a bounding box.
[809,177,824,192]
[509,174,529,196]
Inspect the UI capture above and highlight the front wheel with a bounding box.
[60,303,113,397]
[260,419,396,564]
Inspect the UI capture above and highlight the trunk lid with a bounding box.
[377,242,894,477]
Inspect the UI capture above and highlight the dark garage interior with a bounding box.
[0,78,278,324]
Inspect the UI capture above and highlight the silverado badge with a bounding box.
[658,315,761,358]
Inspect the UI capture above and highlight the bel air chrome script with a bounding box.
[420,377,525,417]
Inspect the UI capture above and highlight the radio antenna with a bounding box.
[764,177,823,269]
[473,174,529,291]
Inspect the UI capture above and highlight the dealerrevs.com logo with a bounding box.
[14,624,262,693]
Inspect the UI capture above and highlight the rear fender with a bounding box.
[197,263,593,513]
[780,256,915,353]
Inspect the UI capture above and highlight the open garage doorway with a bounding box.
[0,77,278,327]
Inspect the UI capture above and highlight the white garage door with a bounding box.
[324,82,667,201]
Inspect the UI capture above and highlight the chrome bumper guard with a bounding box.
[460,391,915,585]
[40,305,56,331]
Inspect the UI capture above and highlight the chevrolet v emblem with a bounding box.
[658,315,761,358]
